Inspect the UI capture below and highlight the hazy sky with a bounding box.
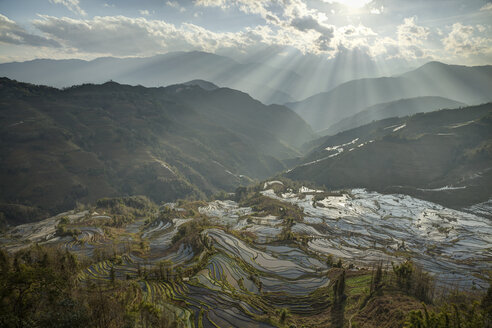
[0,0,491,65]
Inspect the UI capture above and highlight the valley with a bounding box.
[0,68,491,327]
[1,5,492,324]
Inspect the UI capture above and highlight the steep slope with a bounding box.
[0,51,299,105]
[322,96,465,135]
[285,103,492,208]
[1,184,489,327]
[286,62,492,131]
[0,78,314,224]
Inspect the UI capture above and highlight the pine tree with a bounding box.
[333,279,340,303]
[338,270,346,301]
[110,266,115,285]
[371,261,383,293]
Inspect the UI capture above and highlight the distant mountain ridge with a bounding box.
[182,79,219,91]
[0,78,314,224]
[0,51,299,105]
[285,62,492,131]
[322,96,466,135]
[0,49,399,105]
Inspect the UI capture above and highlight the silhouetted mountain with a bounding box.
[0,78,314,224]
[182,80,219,91]
[285,62,492,131]
[0,49,420,107]
[402,61,492,104]
[0,51,299,105]
[285,103,492,208]
[322,96,465,135]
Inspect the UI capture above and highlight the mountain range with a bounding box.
[0,78,313,225]
[0,50,405,106]
[285,61,492,131]
[0,52,298,105]
[322,96,466,135]
[2,57,492,225]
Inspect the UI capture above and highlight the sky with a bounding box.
[0,0,491,67]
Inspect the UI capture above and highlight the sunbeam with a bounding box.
[0,1,491,327]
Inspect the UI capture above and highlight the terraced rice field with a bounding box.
[261,187,492,289]
[1,184,490,327]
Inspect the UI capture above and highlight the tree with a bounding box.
[234,187,248,202]
[333,270,346,304]
[110,266,115,285]
[482,286,492,327]
[393,260,413,292]
[405,302,487,328]
[332,270,346,328]
[371,261,383,293]
[279,308,289,324]
[337,270,346,301]
[335,258,343,268]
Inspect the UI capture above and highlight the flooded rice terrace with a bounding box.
[1,183,491,327]
[193,185,491,289]
[260,186,491,289]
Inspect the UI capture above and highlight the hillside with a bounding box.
[0,183,489,327]
[0,78,314,225]
[285,103,492,208]
[286,62,492,131]
[322,96,465,135]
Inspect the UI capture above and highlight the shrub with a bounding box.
[393,260,434,302]
[393,260,413,292]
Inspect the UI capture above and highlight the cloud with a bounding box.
[290,15,333,35]
[166,1,186,12]
[338,24,376,37]
[0,14,61,47]
[6,1,481,64]
[32,15,189,56]
[322,0,372,8]
[31,13,343,57]
[194,0,228,7]
[195,0,336,52]
[49,0,86,16]
[390,16,431,59]
[282,1,337,51]
[194,0,283,31]
[442,22,490,56]
[480,3,492,11]
[476,24,486,33]
[397,17,429,45]
[30,15,276,56]
[370,6,384,14]
[330,18,432,61]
